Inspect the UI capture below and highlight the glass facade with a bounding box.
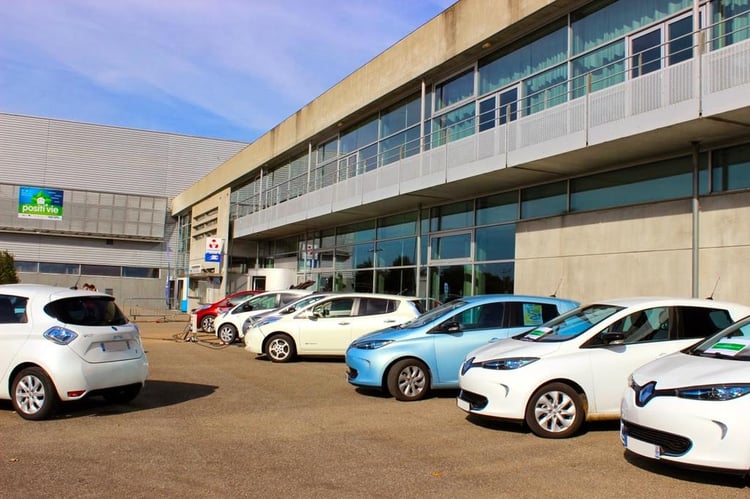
[215,0,750,304]
[258,140,749,304]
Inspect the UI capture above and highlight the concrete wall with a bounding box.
[515,193,750,305]
[171,0,570,214]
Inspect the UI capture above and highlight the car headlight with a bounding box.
[676,385,750,401]
[352,339,393,350]
[480,357,539,370]
[43,326,78,345]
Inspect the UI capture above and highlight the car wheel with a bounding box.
[386,359,430,401]
[11,367,59,421]
[103,384,142,404]
[217,323,238,344]
[266,334,296,363]
[525,382,585,439]
[201,314,216,333]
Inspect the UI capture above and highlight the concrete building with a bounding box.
[0,113,247,315]
[172,0,750,309]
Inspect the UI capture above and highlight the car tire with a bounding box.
[386,359,431,401]
[266,334,296,363]
[217,323,238,344]
[201,314,216,333]
[11,367,59,421]
[525,382,585,439]
[103,384,142,404]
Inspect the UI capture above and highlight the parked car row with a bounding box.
[238,291,750,479]
[5,282,748,479]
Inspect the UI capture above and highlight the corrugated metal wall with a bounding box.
[0,113,247,299]
[0,113,246,197]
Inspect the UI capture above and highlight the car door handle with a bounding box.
[338,321,350,326]
[384,320,397,323]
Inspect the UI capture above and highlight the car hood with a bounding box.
[466,337,562,361]
[354,324,420,343]
[632,352,750,388]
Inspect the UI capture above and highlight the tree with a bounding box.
[0,250,19,284]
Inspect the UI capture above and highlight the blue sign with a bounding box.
[205,253,222,263]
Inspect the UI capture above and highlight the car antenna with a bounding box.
[71,271,82,290]
[550,278,562,298]
[706,275,720,300]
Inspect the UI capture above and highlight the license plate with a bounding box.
[624,434,661,459]
[456,398,470,411]
[100,340,129,352]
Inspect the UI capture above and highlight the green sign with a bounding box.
[18,186,64,220]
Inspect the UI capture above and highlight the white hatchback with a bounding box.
[456,297,750,438]
[244,293,423,362]
[213,289,312,344]
[0,284,149,420]
[621,315,750,477]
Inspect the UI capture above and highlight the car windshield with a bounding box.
[44,296,129,326]
[279,294,325,314]
[398,300,467,329]
[687,316,750,360]
[517,304,622,342]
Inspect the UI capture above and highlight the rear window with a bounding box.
[45,296,128,326]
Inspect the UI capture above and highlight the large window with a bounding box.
[521,182,567,219]
[711,0,750,48]
[570,157,693,211]
[572,0,693,55]
[479,24,567,95]
[435,69,475,110]
[475,224,515,261]
[712,142,750,192]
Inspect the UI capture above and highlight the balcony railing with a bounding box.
[234,16,750,238]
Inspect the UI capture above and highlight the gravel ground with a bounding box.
[0,320,747,498]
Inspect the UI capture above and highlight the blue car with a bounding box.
[345,294,579,401]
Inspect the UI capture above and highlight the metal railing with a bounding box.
[233,9,750,227]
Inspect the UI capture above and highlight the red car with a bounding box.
[193,290,260,333]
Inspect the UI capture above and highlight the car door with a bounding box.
[584,305,733,415]
[299,297,355,354]
[432,301,554,385]
[0,295,31,387]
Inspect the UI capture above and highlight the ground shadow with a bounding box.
[623,450,748,488]
[0,379,218,420]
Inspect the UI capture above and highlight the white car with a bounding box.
[0,283,148,420]
[245,293,424,362]
[621,315,750,477]
[456,297,750,438]
[213,289,312,344]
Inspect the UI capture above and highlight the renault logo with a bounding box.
[636,381,657,407]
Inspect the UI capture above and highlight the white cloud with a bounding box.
[0,0,454,139]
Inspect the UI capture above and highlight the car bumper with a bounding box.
[52,352,149,401]
[345,349,387,388]
[620,386,750,473]
[244,328,265,354]
[456,366,532,421]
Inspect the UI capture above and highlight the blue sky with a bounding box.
[0,0,454,143]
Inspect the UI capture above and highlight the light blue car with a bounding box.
[345,294,579,401]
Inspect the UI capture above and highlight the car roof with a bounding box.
[0,283,107,300]
[456,294,579,305]
[583,296,750,310]
[310,292,419,300]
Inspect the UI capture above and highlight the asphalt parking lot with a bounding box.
[0,321,747,498]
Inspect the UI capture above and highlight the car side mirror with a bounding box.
[243,303,254,311]
[439,321,461,333]
[602,331,625,345]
